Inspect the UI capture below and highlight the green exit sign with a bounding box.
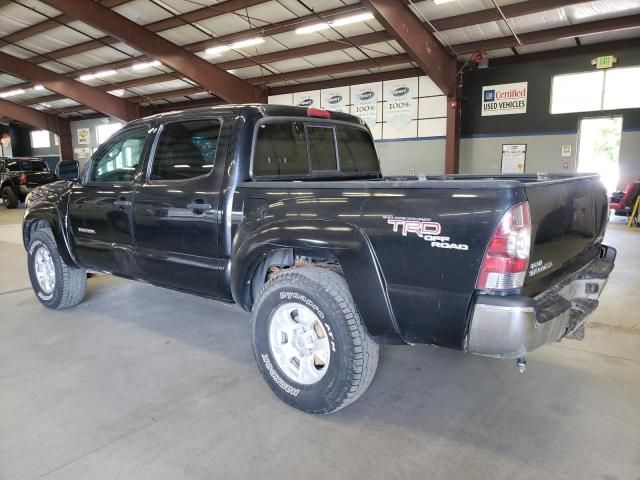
[594,55,617,69]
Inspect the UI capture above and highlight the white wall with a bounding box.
[269,75,448,175]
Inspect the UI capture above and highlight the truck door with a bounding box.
[68,125,151,275]
[132,118,225,298]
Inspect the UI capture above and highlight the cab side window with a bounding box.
[150,120,220,181]
[90,127,148,183]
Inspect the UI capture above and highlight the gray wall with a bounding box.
[460,133,577,174]
[375,138,445,176]
[619,130,640,187]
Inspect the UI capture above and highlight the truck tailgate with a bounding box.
[25,171,56,188]
[524,175,609,296]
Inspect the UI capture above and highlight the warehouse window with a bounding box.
[96,122,123,145]
[550,71,604,114]
[603,66,640,110]
[30,130,50,149]
[551,66,640,114]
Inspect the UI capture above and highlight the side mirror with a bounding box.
[56,160,80,181]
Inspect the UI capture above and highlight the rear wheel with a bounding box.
[2,186,19,209]
[251,266,379,414]
[27,227,87,309]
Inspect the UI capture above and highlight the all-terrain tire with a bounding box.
[251,266,379,414]
[2,186,19,209]
[27,227,87,309]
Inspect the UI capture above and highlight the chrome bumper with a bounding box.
[467,246,616,359]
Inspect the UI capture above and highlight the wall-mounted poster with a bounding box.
[74,147,92,160]
[482,82,528,116]
[321,86,349,113]
[501,144,527,174]
[351,82,379,130]
[77,128,90,145]
[384,78,417,128]
[293,91,320,108]
[561,144,572,157]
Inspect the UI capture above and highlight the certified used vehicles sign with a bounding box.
[481,82,528,116]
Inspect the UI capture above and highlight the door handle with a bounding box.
[187,200,212,213]
[114,199,132,208]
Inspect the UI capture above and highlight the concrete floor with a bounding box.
[1,205,639,480]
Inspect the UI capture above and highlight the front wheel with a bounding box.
[27,227,87,309]
[251,266,379,414]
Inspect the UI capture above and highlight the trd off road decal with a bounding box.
[385,216,469,251]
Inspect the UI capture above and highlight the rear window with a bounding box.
[253,121,378,178]
[6,160,48,172]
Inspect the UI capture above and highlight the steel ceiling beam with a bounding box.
[360,0,457,95]
[455,13,640,54]
[0,0,129,45]
[23,0,270,64]
[0,51,140,121]
[39,0,264,103]
[0,98,72,158]
[10,0,585,81]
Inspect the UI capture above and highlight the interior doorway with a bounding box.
[577,116,623,192]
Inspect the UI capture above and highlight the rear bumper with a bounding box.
[19,185,33,196]
[467,245,616,358]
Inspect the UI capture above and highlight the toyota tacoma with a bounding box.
[22,105,615,414]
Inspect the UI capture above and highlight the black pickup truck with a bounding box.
[22,105,615,414]
[1,157,57,208]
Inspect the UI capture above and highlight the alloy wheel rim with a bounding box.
[34,246,56,294]
[268,302,331,385]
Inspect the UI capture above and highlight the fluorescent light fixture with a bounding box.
[230,37,265,49]
[205,37,265,55]
[205,45,232,56]
[33,84,45,90]
[433,0,455,4]
[131,60,161,70]
[0,88,26,98]
[79,69,117,81]
[295,12,374,34]
[108,89,125,97]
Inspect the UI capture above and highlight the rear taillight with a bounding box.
[476,202,532,290]
[19,173,28,185]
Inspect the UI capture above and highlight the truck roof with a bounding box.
[138,104,364,127]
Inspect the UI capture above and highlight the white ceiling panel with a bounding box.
[113,0,174,25]
[516,38,576,54]
[330,68,374,80]
[157,24,210,45]
[0,74,27,89]
[153,0,225,15]
[438,21,504,46]
[301,50,358,68]
[566,0,640,22]
[38,61,73,74]
[350,41,404,59]
[15,25,94,54]
[65,20,106,39]
[269,31,330,49]
[241,1,298,25]
[196,12,252,36]
[61,45,138,70]
[233,64,277,79]
[275,0,359,17]
[368,62,416,74]
[262,57,314,73]
[0,44,33,59]
[485,48,515,59]
[48,98,80,108]
[128,79,193,95]
[0,3,52,36]
[506,8,570,35]
[579,25,640,43]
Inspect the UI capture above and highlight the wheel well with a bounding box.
[24,219,51,246]
[246,248,343,309]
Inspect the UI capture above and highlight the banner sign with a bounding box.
[482,82,527,116]
[351,82,379,129]
[293,91,320,108]
[321,86,349,113]
[384,79,417,128]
